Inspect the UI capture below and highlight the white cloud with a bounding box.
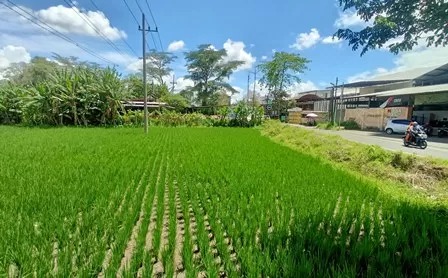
[322,36,342,44]
[101,51,136,66]
[168,40,185,52]
[290,28,321,50]
[222,39,256,71]
[272,49,277,54]
[287,80,319,94]
[261,56,268,61]
[36,5,126,40]
[346,45,448,83]
[347,68,388,83]
[334,11,370,28]
[0,45,31,69]
[393,46,448,71]
[174,77,194,92]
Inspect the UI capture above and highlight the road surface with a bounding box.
[290,125,448,160]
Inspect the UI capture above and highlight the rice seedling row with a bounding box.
[1,127,447,277]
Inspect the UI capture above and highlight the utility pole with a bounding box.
[139,13,158,134]
[170,74,176,93]
[329,77,339,125]
[247,74,251,103]
[252,67,257,111]
[152,81,155,110]
[338,83,345,127]
[334,77,338,125]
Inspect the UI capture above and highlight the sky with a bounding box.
[1,0,448,101]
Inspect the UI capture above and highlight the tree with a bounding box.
[5,57,59,85]
[185,44,243,107]
[336,0,448,55]
[145,50,176,85]
[160,93,189,112]
[259,52,310,115]
[123,74,170,101]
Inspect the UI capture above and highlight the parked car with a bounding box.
[385,119,411,135]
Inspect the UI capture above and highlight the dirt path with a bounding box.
[136,157,166,278]
[98,169,149,278]
[115,153,165,277]
[152,160,171,277]
[173,186,186,278]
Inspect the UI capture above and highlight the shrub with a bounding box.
[340,120,360,130]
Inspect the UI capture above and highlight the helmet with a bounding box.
[412,121,418,126]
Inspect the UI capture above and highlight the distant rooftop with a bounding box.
[341,63,448,88]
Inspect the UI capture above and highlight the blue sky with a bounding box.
[1,0,447,100]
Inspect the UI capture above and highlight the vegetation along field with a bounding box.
[1,126,447,277]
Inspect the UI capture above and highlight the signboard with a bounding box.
[378,96,409,107]
[415,93,448,105]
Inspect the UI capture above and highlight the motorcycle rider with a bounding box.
[405,121,413,142]
[409,121,424,143]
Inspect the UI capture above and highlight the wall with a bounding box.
[288,111,302,124]
[314,100,330,112]
[358,81,413,95]
[345,107,411,130]
[288,111,328,124]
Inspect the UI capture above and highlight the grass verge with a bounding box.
[261,121,448,206]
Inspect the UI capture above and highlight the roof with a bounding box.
[341,63,448,88]
[351,84,448,98]
[296,94,323,102]
[292,89,331,99]
[370,66,442,82]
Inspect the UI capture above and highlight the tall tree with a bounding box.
[336,0,448,55]
[145,50,176,85]
[5,57,59,85]
[185,44,243,106]
[259,52,310,115]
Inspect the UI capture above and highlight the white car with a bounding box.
[385,119,411,135]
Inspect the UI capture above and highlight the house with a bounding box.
[341,63,448,131]
[289,89,332,123]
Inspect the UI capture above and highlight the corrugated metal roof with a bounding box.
[354,84,448,98]
[370,65,442,82]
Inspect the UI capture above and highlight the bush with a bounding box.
[120,107,265,128]
[340,120,360,130]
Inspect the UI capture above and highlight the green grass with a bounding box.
[263,121,448,206]
[0,126,447,277]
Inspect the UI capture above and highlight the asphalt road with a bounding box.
[291,125,448,160]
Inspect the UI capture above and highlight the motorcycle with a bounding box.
[438,127,448,138]
[403,131,428,149]
[423,124,433,136]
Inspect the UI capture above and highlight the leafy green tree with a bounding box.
[179,88,196,106]
[145,50,176,85]
[123,74,144,99]
[161,93,189,112]
[259,52,309,115]
[185,44,243,107]
[5,57,59,85]
[336,0,448,55]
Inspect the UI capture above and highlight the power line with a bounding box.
[133,0,144,13]
[62,0,131,60]
[144,0,163,50]
[2,1,116,65]
[121,0,139,26]
[133,0,158,51]
[88,0,138,56]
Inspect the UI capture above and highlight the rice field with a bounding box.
[0,126,447,277]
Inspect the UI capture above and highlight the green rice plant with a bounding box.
[0,126,447,276]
